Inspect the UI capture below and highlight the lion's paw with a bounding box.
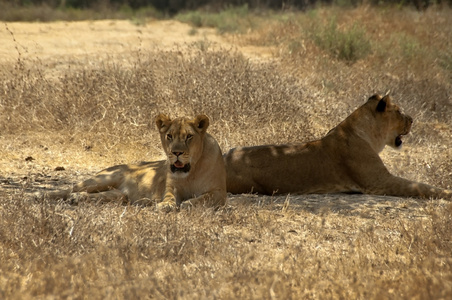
[156,200,177,212]
[180,200,193,210]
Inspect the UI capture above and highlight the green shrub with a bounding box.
[312,19,371,63]
[176,10,204,27]
[176,4,252,34]
[439,52,452,74]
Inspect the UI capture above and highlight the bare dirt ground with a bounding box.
[2,20,221,63]
[1,20,272,72]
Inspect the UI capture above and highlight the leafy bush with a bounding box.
[176,4,252,34]
[312,19,371,63]
[439,52,452,74]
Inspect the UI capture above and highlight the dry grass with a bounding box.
[0,1,162,22]
[1,195,452,299]
[1,5,452,299]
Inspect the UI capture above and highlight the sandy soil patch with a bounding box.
[1,20,271,74]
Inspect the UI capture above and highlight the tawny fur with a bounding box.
[47,114,227,209]
[224,94,452,200]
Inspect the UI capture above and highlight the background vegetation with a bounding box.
[1,0,452,21]
[1,3,452,299]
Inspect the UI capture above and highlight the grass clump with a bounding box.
[0,1,162,22]
[312,19,371,63]
[391,33,428,63]
[439,52,452,74]
[177,10,204,27]
[176,5,254,34]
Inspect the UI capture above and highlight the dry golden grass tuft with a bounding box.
[1,5,452,299]
[1,195,452,298]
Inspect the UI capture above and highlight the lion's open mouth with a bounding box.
[395,135,403,147]
[171,161,191,173]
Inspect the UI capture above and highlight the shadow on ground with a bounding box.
[1,171,442,222]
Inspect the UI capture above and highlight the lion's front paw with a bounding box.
[180,200,193,210]
[156,200,177,212]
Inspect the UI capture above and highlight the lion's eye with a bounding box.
[186,134,193,140]
[166,134,172,141]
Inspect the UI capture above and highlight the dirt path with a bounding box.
[2,20,216,60]
[1,20,271,73]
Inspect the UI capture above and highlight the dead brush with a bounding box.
[1,44,314,154]
[1,193,452,298]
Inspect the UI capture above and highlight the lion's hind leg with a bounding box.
[68,189,127,205]
[41,181,127,205]
[72,167,125,193]
[42,166,128,204]
[67,167,128,203]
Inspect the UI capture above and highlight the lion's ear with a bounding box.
[155,114,172,133]
[368,94,382,102]
[376,96,390,112]
[193,114,210,134]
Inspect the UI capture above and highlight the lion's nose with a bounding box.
[407,115,413,124]
[172,151,184,157]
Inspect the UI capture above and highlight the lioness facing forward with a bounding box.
[224,94,452,199]
[47,114,227,209]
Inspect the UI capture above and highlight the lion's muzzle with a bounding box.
[171,162,191,173]
[395,115,413,147]
[395,136,403,147]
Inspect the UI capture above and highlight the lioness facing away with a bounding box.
[224,94,452,200]
[46,114,227,209]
